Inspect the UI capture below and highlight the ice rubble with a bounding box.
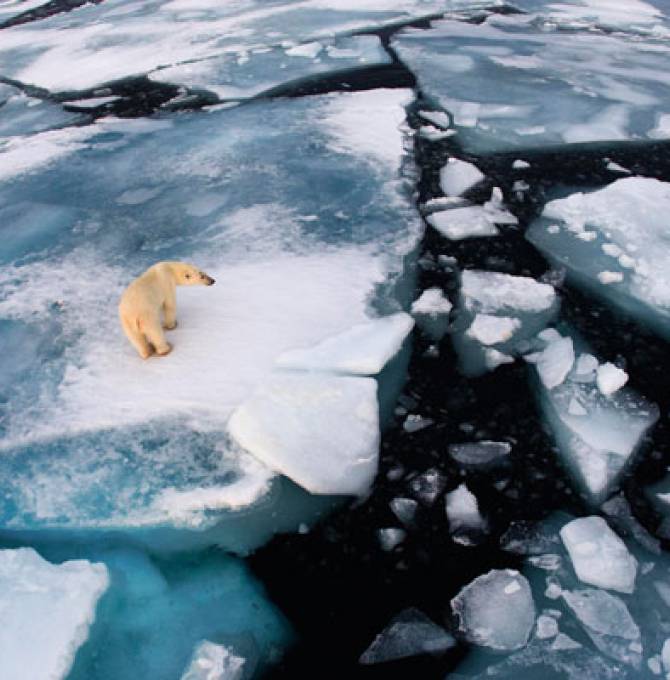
[66,548,292,680]
[0,89,421,539]
[451,569,536,651]
[527,177,670,342]
[392,12,670,153]
[411,286,452,341]
[0,547,109,680]
[0,0,456,94]
[527,329,658,505]
[450,269,558,376]
[359,608,455,664]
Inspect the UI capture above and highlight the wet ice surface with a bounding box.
[3,0,670,679]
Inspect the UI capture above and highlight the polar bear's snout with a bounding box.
[204,275,215,285]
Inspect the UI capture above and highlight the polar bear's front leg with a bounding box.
[143,317,173,356]
[163,293,177,330]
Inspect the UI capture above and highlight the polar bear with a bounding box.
[119,261,215,358]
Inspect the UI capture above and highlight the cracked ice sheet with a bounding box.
[510,0,670,37]
[527,177,670,343]
[0,0,476,93]
[0,90,422,533]
[392,14,670,153]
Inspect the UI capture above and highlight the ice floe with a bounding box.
[451,569,536,651]
[527,177,670,342]
[228,371,379,496]
[527,329,659,505]
[0,547,109,680]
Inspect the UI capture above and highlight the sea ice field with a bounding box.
[2,0,670,678]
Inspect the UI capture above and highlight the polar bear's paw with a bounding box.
[155,342,173,356]
[164,320,178,330]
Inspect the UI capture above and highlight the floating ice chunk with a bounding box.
[180,641,245,680]
[439,158,485,197]
[408,468,446,506]
[535,335,574,389]
[529,329,658,505]
[427,204,499,240]
[663,639,670,673]
[528,178,670,342]
[390,497,418,525]
[359,608,455,664]
[536,614,559,639]
[0,548,109,680]
[448,440,511,467]
[411,287,452,341]
[513,159,531,169]
[596,363,629,395]
[562,588,641,666]
[466,314,521,346]
[574,353,598,379]
[445,483,487,545]
[451,569,535,651]
[275,313,413,376]
[560,516,637,594]
[378,527,406,551]
[460,270,557,315]
[392,16,670,153]
[452,270,558,376]
[228,371,379,496]
[551,633,582,651]
[403,414,433,433]
[418,110,451,129]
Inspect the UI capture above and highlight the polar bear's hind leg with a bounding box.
[121,314,153,359]
[142,317,173,356]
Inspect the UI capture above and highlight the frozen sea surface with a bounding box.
[0,88,422,542]
[392,11,670,152]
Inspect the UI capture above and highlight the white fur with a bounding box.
[118,261,214,358]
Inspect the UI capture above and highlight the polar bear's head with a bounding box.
[172,262,215,286]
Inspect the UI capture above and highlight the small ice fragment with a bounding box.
[535,335,574,389]
[390,498,418,526]
[536,614,559,639]
[560,516,637,593]
[445,483,486,545]
[451,569,535,651]
[466,314,521,345]
[551,633,582,651]
[606,161,631,174]
[568,398,587,416]
[285,42,323,58]
[378,528,406,551]
[180,641,245,680]
[596,363,629,395]
[513,159,531,169]
[439,158,485,197]
[448,441,511,467]
[662,639,670,672]
[598,271,624,284]
[408,468,446,506]
[403,415,433,433]
[575,353,598,376]
[418,110,451,129]
[545,583,563,599]
[359,608,455,664]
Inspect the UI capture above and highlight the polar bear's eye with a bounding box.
[185,273,191,279]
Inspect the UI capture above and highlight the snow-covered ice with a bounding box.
[180,641,245,680]
[527,177,670,342]
[0,89,420,540]
[451,269,558,375]
[275,312,414,375]
[0,0,457,93]
[439,158,484,197]
[411,287,452,341]
[445,483,487,545]
[393,14,670,153]
[560,516,638,594]
[0,547,109,680]
[451,569,536,651]
[228,371,379,496]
